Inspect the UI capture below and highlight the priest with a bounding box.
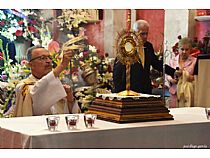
[14,45,81,117]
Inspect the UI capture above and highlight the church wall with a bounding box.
[164,9,190,61]
[136,9,165,53]
[195,21,210,41]
[85,20,104,56]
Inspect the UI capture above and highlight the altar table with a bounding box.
[0,107,210,148]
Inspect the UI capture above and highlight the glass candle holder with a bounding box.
[84,114,97,128]
[46,116,60,131]
[205,108,210,119]
[65,115,79,130]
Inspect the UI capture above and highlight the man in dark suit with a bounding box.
[113,20,175,94]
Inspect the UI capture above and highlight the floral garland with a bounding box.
[0,9,45,43]
[57,9,91,33]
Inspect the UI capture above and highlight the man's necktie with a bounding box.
[138,47,145,68]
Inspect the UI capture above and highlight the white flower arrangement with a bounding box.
[57,9,91,31]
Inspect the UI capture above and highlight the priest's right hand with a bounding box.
[53,49,74,77]
[61,49,74,68]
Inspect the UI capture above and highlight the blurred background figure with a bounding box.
[166,37,197,108]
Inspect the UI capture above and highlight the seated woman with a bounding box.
[166,37,197,108]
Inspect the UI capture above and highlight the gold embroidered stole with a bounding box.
[14,78,35,117]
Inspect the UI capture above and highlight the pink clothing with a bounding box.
[166,55,197,108]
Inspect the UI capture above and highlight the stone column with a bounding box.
[104,9,126,58]
[131,9,136,29]
[126,9,131,31]
[164,9,195,64]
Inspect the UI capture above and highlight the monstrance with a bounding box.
[115,29,144,96]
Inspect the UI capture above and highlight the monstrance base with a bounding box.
[117,90,140,96]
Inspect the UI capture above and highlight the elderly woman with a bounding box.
[167,37,197,108]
